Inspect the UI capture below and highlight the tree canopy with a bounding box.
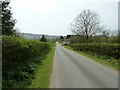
[2,0,16,35]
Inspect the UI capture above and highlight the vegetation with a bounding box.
[66,36,119,69]
[66,35,119,70]
[2,36,51,88]
[1,1,56,88]
[63,9,120,70]
[68,31,118,44]
[28,46,55,88]
[1,0,119,88]
[60,36,64,41]
[70,9,104,43]
[2,0,16,35]
[70,43,119,59]
[65,46,119,70]
[40,35,47,42]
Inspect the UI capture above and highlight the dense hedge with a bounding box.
[2,36,50,66]
[70,43,120,59]
[2,36,51,88]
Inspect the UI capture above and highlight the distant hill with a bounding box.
[20,33,61,40]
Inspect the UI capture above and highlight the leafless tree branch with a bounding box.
[70,9,103,41]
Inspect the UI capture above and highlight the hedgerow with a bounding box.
[70,43,120,65]
[2,36,51,88]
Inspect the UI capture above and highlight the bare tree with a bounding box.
[70,9,104,42]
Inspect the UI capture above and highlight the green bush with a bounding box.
[2,36,50,66]
[2,36,51,88]
[70,43,120,62]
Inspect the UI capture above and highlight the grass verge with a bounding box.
[65,46,118,70]
[28,46,55,88]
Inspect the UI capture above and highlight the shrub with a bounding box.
[2,36,50,66]
[70,43,120,59]
[2,36,51,88]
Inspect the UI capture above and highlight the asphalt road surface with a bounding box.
[50,43,118,88]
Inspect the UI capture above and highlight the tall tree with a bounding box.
[70,9,103,42]
[2,0,16,35]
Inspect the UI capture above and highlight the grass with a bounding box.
[65,46,118,70]
[28,46,55,88]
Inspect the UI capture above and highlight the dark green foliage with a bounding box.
[107,36,118,43]
[2,36,50,66]
[40,35,47,42]
[70,43,120,64]
[66,35,72,39]
[60,36,64,41]
[2,36,51,88]
[2,0,16,35]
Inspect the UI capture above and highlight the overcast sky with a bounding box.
[10,0,119,36]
